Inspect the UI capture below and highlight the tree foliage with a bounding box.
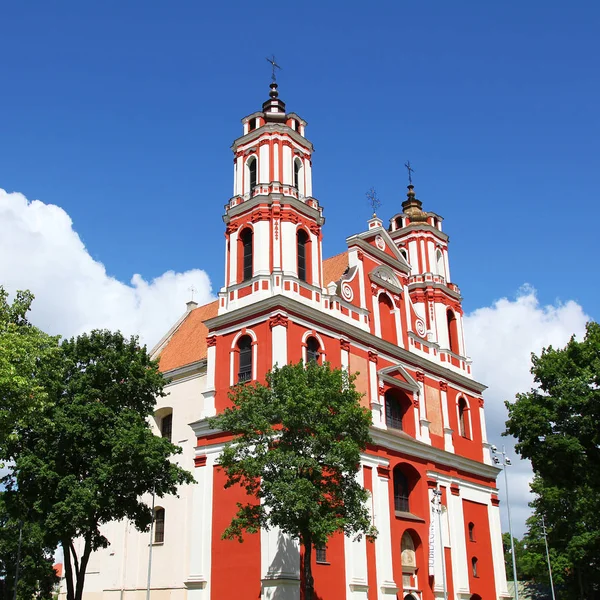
[2,327,194,600]
[209,361,376,600]
[0,287,62,458]
[0,494,58,600]
[505,321,600,599]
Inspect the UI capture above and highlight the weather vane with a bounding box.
[366,187,382,216]
[266,55,282,82]
[404,160,415,185]
[188,285,197,302]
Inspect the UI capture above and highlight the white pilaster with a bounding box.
[260,525,300,600]
[186,453,217,600]
[417,377,431,445]
[368,457,398,598]
[259,143,269,184]
[228,230,238,286]
[343,466,369,600]
[439,385,454,453]
[201,344,217,419]
[254,220,270,275]
[447,490,469,596]
[369,358,383,428]
[271,323,288,368]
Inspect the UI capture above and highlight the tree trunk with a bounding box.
[62,540,75,600]
[302,533,314,600]
[74,539,92,600]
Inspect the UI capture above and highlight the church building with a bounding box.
[79,81,510,600]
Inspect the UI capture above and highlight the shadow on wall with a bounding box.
[266,530,301,600]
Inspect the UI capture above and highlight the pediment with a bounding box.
[378,364,419,393]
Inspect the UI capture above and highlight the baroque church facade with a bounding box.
[78,82,510,600]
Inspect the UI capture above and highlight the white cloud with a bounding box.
[0,188,214,348]
[464,287,589,537]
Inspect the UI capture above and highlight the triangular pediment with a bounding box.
[378,364,420,393]
[349,227,411,273]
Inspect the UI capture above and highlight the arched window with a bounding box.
[447,309,459,354]
[468,522,475,542]
[385,389,410,431]
[378,293,397,344]
[395,217,403,229]
[393,468,410,513]
[160,412,173,442]
[154,507,165,544]
[306,336,320,364]
[297,229,309,282]
[436,249,444,277]
[458,397,470,438]
[237,335,252,382]
[294,158,303,192]
[240,228,253,281]
[471,557,478,577]
[247,156,257,191]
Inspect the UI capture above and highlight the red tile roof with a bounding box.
[322,252,348,285]
[158,300,219,372]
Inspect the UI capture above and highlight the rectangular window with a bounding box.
[161,414,173,442]
[385,398,403,431]
[315,546,327,563]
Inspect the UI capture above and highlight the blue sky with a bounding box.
[1,0,598,317]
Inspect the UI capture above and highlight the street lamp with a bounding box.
[541,516,557,600]
[491,445,519,600]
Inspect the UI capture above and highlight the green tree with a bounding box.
[505,321,600,599]
[2,330,194,600]
[0,494,58,600]
[0,287,62,459]
[209,361,376,600]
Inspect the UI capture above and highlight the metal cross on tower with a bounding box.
[265,55,282,82]
[404,160,415,185]
[188,285,197,302]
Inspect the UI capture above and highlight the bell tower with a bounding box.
[219,81,325,315]
[389,185,468,366]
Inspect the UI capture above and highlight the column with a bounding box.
[270,314,288,368]
[344,466,369,600]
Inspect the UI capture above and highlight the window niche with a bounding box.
[154,507,165,544]
[306,336,321,364]
[237,335,253,383]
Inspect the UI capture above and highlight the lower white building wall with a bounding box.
[63,372,207,600]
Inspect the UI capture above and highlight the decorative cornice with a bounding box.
[194,455,207,468]
[269,313,289,329]
[340,339,351,352]
[439,381,448,392]
[416,371,425,382]
[370,428,501,481]
[376,465,391,479]
[206,336,217,347]
[368,351,378,363]
[203,295,487,394]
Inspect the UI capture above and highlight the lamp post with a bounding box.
[145,492,156,600]
[492,445,519,600]
[541,516,556,600]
